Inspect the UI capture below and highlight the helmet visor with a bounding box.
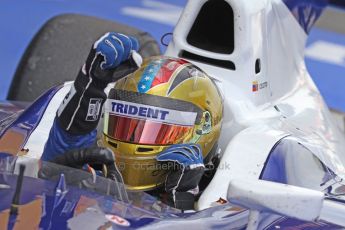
[104,98,199,145]
[105,114,194,145]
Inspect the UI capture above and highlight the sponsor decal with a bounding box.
[61,201,76,214]
[105,214,130,227]
[105,99,197,126]
[86,98,102,121]
[252,81,258,92]
[252,81,268,92]
[259,81,268,90]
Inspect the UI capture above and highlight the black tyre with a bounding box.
[7,14,161,101]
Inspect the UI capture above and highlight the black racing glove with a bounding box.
[39,147,123,183]
[39,147,128,201]
[156,144,205,210]
[56,32,142,135]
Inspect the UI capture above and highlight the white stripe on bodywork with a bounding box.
[24,82,73,159]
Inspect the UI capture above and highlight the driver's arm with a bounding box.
[41,32,142,161]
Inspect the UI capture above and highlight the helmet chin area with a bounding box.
[103,136,168,191]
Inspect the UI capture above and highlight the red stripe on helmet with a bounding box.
[150,59,188,89]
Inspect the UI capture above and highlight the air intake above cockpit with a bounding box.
[187,0,234,54]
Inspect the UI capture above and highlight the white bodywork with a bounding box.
[164,0,345,211]
[228,179,345,228]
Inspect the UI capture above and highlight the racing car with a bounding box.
[1,0,345,229]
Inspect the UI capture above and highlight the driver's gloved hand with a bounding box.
[156,144,205,210]
[50,146,114,168]
[39,147,123,183]
[84,32,142,83]
[57,32,142,135]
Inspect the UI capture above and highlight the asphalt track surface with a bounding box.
[0,1,345,112]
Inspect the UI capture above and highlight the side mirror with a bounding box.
[227,179,345,229]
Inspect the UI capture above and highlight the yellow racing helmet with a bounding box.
[102,56,223,191]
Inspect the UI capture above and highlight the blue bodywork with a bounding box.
[0,86,62,147]
[0,157,174,229]
[0,154,342,229]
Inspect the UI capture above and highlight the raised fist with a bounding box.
[83,32,142,82]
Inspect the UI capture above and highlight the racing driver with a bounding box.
[40,32,223,210]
